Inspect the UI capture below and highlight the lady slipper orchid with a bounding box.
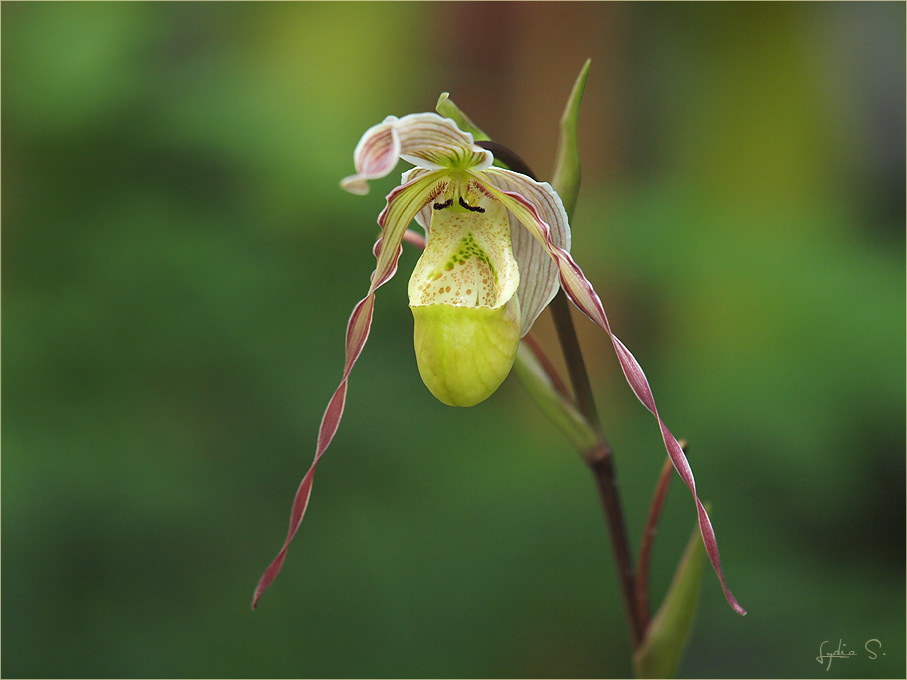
[253,112,744,619]
[343,113,571,407]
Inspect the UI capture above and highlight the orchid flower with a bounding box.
[252,112,744,618]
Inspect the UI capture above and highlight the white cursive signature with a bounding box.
[816,639,884,671]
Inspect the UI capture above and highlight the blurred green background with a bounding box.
[3,2,904,678]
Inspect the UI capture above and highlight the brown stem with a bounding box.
[590,450,646,646]
[477,140,534,177]
[635,453,676,632]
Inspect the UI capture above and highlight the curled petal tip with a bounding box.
[340,175,371,195]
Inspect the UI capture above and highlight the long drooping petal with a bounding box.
[486,185,746,616]
[482,168,570,336]
[251,295,374,609]
[253,172,443,609]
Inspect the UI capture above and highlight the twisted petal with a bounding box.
[480,168,570,337]
[253,170,444,609]
[483,185,746,617]
[251,296,372,609]
[342,114,492,194]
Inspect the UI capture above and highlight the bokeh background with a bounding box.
[3,2,904,678]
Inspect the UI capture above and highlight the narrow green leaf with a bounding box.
[435,92,491,141]
[512,343,598,453]
[633,512,708,679]
[551,58,591,217]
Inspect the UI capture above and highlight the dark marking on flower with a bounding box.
[470,180,496,200]
[433,198,454,210]
[458,197,486,213]
[426,181,449,205]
